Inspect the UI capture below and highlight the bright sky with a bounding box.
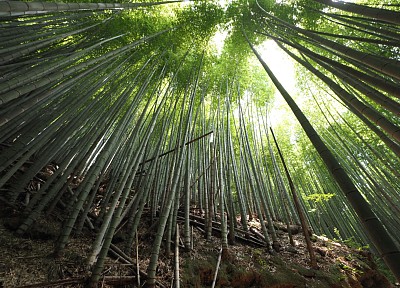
[258,40,296,95]
[210,28,229,56]
[257,40,296,127]
[209,30,297,128]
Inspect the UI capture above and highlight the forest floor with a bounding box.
[0,202,397,288]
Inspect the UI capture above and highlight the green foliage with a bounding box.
[333,227,342,241]
[176,2,224,46]
[344,237,365,250]
[374,256,397,284]
[306,192,335,203]
[253,248,270,269]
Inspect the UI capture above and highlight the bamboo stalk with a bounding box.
[270,127,317,269]
[136,229,141,287]
[175,223,180,288]
[139,131,214,166]
[211,248,222,288]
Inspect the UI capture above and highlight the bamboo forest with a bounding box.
[0,0,399,287]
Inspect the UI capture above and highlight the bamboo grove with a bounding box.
[0,0,399,286]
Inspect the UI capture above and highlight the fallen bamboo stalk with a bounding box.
[177,214,265,247]
[110,243,132,264]
[15,275,159,288]
[108,243,166,288]
[14,277,86,288]
[250,227,266,241]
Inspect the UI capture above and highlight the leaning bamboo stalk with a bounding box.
[270,127,317,269]
[0,22,101,65]
[54,85,140,255]
[319,10,400,42]
[313,0,400,25]
[227,118,249,231]
[0,0,182,16]
[89,73,168,285]
[256,0,400,80]
[125,117,169,254]
[140,131,213,169]
[0,28,172,104]
[211,248,223,288]
[146,78,196,287]
[0,33,125,96]
[217,131,229,254]
[278,42,400,154]
[245,30,400,281]
[224,96,237,245]
[267,133,295,246]
[263,31,400,101]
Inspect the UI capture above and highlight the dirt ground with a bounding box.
[0,202,396,288]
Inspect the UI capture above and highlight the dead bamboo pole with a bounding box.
[270,127,317,269]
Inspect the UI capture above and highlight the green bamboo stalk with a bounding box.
[245,32,400,281]
[0,0,183,16]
